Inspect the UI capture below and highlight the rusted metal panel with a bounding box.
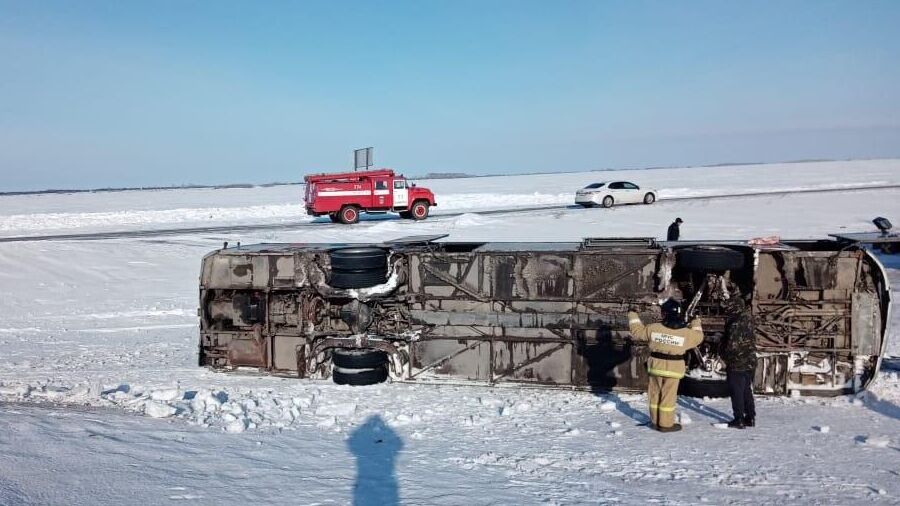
[572,336,649,390]
[197,237,891,396]
[852,293,879,356]
[492,341,572,384]
[574,253,658,300]
[226,333,268,369]
[411,339,491,381]
[272,335,304,373]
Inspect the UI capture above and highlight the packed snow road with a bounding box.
[0,159,897,240]
[0,183,898,243]
[0,160,899,505]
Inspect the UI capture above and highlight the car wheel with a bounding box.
[333,365,389,386]
[410,201,430,220]
[678,376,730,398]
[677,247,745,272]
[643,193,656,204]
[601,196,614,208]
[332,348,389,369]
[338,205,360,225]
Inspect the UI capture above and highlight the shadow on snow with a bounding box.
[347,415,404,506]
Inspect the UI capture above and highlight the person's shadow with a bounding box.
[347,415,403,506]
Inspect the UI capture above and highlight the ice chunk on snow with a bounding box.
[712,423,729,429]
[149,389,180,402]
[190,391,223,413]
[225,418,247,433]
[608,421,622,429]
[292,396,313,408]
[677,413,692,425]
[598,401,616,413]
[859,435,890,448]
[0,384,31,397]
[814,425,830,433]
[315,403,356,417]
[35,385,70,401]
[478,397,504,408]
[144,401,177,418]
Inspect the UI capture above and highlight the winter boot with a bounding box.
[657,423,682,433]
[727,418,746,429]
[744,416,755,428]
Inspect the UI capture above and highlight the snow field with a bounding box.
[1,159,898,236]
[0,160,898,504]
[3,381,898,504]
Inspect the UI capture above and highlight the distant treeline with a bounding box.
[0,157,878,197]
[0,173,478,196]
[0,181,300,197]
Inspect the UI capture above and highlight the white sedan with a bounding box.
[574,181,657,208]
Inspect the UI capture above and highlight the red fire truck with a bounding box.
[303,169,437,224]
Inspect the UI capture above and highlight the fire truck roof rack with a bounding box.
[304,168,395,183]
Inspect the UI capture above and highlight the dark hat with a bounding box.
[660,298,682,318]
[675,217,683,223]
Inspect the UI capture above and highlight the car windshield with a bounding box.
[583,183,605,189]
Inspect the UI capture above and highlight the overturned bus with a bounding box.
[198,233,893,397]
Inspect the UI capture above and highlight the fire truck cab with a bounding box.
[304,169,437,224]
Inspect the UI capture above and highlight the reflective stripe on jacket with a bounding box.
[627,311,704,379]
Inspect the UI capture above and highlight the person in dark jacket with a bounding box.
[720,295,757,429]
[667,218,683,241]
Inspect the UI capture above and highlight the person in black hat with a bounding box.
[628,298,704,432]
[667,218,683,241]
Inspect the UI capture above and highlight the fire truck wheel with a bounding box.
[410,201,430,220]
[332,348,388,369]
[333,365,389,386]
[328,269,387,289]
[339,205,360,224]
[329,247,387,271]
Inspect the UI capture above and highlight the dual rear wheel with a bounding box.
[332,348,389,386]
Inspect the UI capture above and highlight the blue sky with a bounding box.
[1,1,898,191]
